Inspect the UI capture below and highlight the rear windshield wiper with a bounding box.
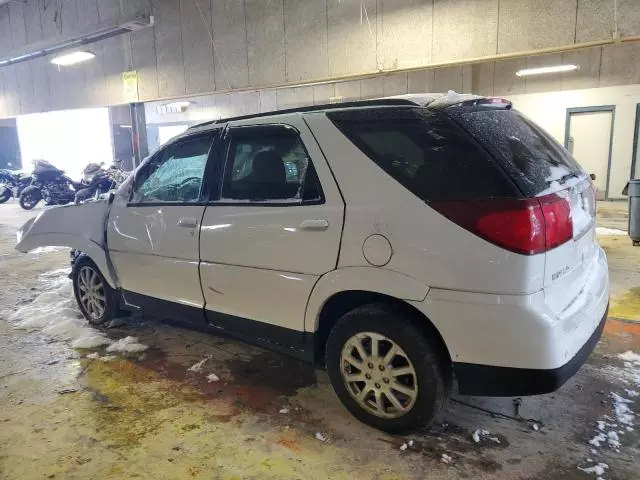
[551,172,580,185]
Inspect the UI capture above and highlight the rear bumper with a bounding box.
[453,304,608,396]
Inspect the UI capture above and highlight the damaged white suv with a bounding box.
[17,94,609,433]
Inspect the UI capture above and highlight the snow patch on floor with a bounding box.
[30,246,68,255]
[106,336,148,353]
[595,227,627,236]
[578,462,609,476]
[618,351,640,364]
[7,269,147,355]
[8,278,111,348]
[585,350,639,477]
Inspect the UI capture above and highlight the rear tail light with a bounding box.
[539,191,573,250]
[430,192,573,255]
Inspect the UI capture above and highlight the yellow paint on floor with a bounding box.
[0,357,416,480]
[609,287,640,322]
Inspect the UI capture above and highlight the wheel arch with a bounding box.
[305,267,450,365]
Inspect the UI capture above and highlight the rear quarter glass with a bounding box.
[442,106,585,197]
[326,107,520,202]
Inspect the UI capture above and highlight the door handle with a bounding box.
[177,217,198,228]
[300,219,329,231]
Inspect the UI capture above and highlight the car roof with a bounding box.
[185,91,484,136]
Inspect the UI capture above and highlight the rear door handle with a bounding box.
[300,219,329,231]
[177,217,198,228]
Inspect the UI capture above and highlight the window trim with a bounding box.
[127,131,218,207]
[207,123,325,207]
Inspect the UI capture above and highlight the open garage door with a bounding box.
[16,108,114,181]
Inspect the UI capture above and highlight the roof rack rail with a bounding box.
[188,98,419,130]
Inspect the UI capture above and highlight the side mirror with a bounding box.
[590,173,596,181]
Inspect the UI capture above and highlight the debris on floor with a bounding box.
[187,356,210,372]
[56,388,77,395]
[105,317,129,329]
[314,432,327,442]
[471,429,500,443]
[441,453,453,464]
[206,373,220,382]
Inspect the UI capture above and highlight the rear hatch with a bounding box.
[443,99,598,313]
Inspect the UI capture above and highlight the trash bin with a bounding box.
[624,179,640,246]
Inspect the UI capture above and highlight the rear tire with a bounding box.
[0,188,11,204]
[325,303,451,434]
[19,187,41,210]
[72,257,119,326]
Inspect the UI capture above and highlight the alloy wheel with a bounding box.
[340,332,418,419]
[77,265,106,321]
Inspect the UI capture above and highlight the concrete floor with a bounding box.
[0,201,639,480]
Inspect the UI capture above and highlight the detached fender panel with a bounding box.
[16,201,117,288]
[304,266,429,333]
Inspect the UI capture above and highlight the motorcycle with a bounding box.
[74,161,127,204]
[19,160,86,210]
[0,169,32,203]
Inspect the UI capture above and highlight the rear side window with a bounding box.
[327,108,517,202]
[221,125,323,203]
[444,107,583,196]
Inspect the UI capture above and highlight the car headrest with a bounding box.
[251,151,286,184]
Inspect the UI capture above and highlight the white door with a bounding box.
[199,120,344,340]
[568,110,613,199]
[107,132,216,318]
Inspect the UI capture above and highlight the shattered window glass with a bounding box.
[131,135,213,203]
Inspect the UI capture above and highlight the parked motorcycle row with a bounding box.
[0,160,128,210]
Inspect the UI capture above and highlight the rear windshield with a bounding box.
[327,107,518,202]
[443,106,584,196]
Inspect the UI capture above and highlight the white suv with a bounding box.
[17,94,610,433]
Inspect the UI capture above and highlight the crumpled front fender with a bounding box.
[16,201,118,288]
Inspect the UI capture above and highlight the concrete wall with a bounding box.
[143,57,640,200]
[473,44,640,96]
[1,0,640,117]
[143,66,473,127]
[505,84,640,200]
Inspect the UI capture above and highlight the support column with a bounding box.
[130,102,149,167]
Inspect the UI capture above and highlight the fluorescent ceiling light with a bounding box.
[51,51,96,66]
[515,64,579,77]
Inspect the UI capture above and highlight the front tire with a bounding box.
[0,188,11,203]
[326,304,451,433]
[19,187,41,210]
[72,258,119,325]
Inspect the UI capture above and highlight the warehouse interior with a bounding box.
[1,1,640,479]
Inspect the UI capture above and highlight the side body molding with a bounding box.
[15,201,118,288]
[304,266,429,333]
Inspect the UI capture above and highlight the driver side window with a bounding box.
[131,134,213,204]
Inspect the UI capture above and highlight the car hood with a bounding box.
[15,200,118,288]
